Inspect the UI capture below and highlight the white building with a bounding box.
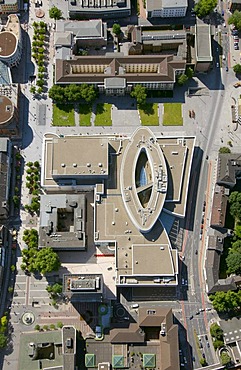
[146,0,188,18]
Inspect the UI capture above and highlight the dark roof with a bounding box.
[138,307,172,328]
[110,323,145,343]
[208,235,224,253]
[210,185,228,229]
[217,153,241,188]
[55,55,185,85]
[205,250,221,294]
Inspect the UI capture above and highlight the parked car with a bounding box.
[131,304,139,309]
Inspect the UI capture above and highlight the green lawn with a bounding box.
[139,103,159,126]
[94,103,112,126]
[79,104,92,126]
[52,104,75,126]
[162,103,183,126]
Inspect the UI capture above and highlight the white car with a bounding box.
[95,326,102,339]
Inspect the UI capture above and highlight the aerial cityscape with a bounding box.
[0,0,241,369]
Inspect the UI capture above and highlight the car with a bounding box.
[200,229,203,235]
[189,315,194,320]
[203,205,206,211]
[191,13,196,17]
[180,364,185,367]
[196,311,200,315]
[181,255,185,261]
[199,342,203,348]
[182,278,185,285]
[206,307,211,311]
[199,308,204,312]
[226,66,229,72]
[202,353,206,358]
[195,250,198,255]
[184,357,187,364]
[234,35,239,39]
[205,335,208,340]
[199,234,202,240]
[223,22,226,27]
[185,279,188,286]
[207,342,210,348]
[234,45,239,50]
[222,55,226,60]
[222,10,224,16]
[203,201,206,206]
[131,303,139,309]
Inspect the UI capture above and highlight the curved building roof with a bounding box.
[0,32,17,58]
[120,127,167,233]
[0,96,14,125]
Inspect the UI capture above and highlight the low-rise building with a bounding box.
[146,0,188,18]
[217,153,241,188]
[194,23,213,72]
[0,83,19,137]
[0,138,12,220]
[19,326,76,370]
[55,54,186,94]
[63,273,103,302]
[39,193,87,250]
[210,185,229,229]
[67,0,131,19]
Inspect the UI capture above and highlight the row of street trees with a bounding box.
[48,84,98,103]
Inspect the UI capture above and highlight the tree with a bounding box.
[112,23,121,36]
[213,339,224,350]
[46,283,62,295]
[186,67,194,79]
[229,191,241,220]
[210,323,223,340]
[226,252,241,274]
[219,146,231,153]
[231,239,241,252]
[34,324,40,331]
[210,291,229,312]
[200,358,207,366]
[80,84,98,103]
[130,85,147,105]
[50,324,56,330]
[228,10,241,30]
[65,84,82,102]
[194,0,217,18]
[34,247,61,275]
[233,63,241,74]
[0,334,7,348]
[30,86,36,94]
[177,74,188,85]
[49,85,65,103]
[57,321,63,328]
[49,6,62,20]
[220,352,231,366]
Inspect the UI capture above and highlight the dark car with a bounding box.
[195,250,198,255]
[189,315,194,320]
[202,353,206,358]
[226,66,228,72]
[205,335,208,340]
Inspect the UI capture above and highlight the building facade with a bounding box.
[0,14,22,67]
[146,0,188,18]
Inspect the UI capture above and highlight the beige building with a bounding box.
[41,128,195,292]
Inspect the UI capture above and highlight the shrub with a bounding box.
[43,325,49,331]
[34,324,40,331]
[50,324,56,330]
[8,287,13,293]
[57,321,63,329]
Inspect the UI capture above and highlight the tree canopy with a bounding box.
[49,6,62,20]
[48,84,98,103]
[112,23,121,36]
[220,352,231,366]
[226,252,241,274]
[219,146,231,153]
[177,74,188,85]
[130,85,147,105]
[0,334,7,348]
[229,191,241,220]
[34,247,61,275]
[210,323,223,339]
[210,290,241,312]
[233,63,241,74]
[228,10,241,30]
[194,0,217,18]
